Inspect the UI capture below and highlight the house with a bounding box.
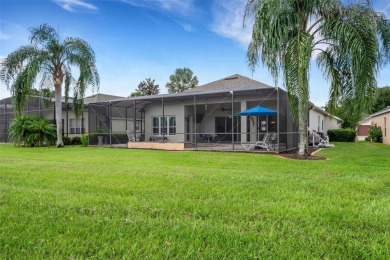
[357,117,371,141]
[88,74,297,151]
[308,104,343,134]
[89,74,340,151]
[1,74,342,151]
[369,106,390,145]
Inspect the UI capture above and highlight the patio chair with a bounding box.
[257,133,277,151]
[309,131,334,148]
[242,133,271,150]
[319,135,334,148]
[126,130,141,142]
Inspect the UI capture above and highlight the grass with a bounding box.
[0,142,389,258]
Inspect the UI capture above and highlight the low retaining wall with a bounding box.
[128,142,191,151]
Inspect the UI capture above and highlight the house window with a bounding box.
[152,116,176,135]
[215,116,241,133]
[69,118,84,134]
[385,117,387,137]
[322,119,324,131]
[318,116,320,132]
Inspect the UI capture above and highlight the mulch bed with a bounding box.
[278,148,327,160]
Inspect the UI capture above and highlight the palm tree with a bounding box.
[166,68,198,93]
[8,115,56,147]
[0,23,99,147]
[245,0,390,156]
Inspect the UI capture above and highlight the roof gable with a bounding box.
[186,74,273,93]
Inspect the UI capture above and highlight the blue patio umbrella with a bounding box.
[237,106,278,142]
[237,106,277,116]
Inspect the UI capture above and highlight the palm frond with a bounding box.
[30,23,59,46]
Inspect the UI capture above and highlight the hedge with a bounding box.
[327,129,356,142]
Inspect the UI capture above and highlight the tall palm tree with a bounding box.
[0,23,99,147]
[245,0,390,156]
[166,68,198,93]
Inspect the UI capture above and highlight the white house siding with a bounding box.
[111,118,128,133]
[323,116,341,133]
[144,102,185,143]
[308,109,325,133]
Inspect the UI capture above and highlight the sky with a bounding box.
[1,0,390,106]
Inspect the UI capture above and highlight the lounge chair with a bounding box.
[126,130,141,142]
[242,133,272,151]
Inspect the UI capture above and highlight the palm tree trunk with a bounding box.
[298,96,309,156]
[54,85,64,147]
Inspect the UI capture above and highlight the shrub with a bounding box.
[71,136,82,145]
[63,136,72,145]
[8,115,56,146]
[81,134,89,146]
[327,129,356,142]
[368,123,382,143]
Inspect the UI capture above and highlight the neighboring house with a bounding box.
[0,93,122,143]
[308,104,343,134]
[357,117,371,141]
[370,106,390,145]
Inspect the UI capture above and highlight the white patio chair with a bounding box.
[242,133,271,150]
[126,130,141,142]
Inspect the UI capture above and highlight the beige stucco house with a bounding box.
[370,106,390,145]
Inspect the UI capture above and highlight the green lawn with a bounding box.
[0,142,389,258]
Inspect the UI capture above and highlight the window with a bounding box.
[385,117,387,137]
[152,116,176,135]
[69,118,84,134]
[318,116,320,132]
[322,119,324,131]
[215,116,241,142]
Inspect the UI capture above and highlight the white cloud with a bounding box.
[53,0,98,13]
[0,32,11,40]
[121,0,193,15]
[173,20,194,32]
[211,0,253,48]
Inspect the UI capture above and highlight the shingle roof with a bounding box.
[186,74,273,92]
[83,93,124,104]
